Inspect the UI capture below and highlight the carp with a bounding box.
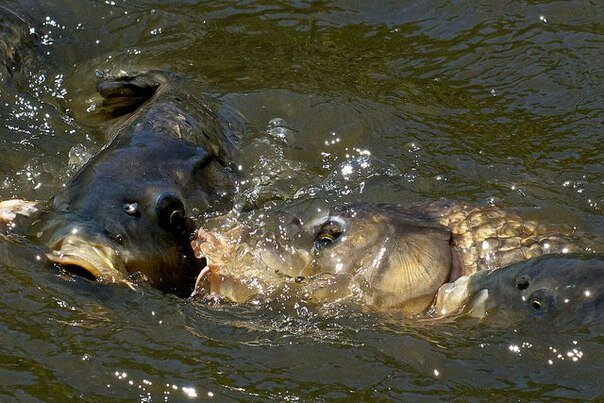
[191,201,588,314]
[434,253,604,326]
[31,71,241,295]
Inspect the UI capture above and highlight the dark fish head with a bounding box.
[34,70,238,296]
[37,144,228,295]
[467,254,604,325]
[305,204,453,312]
[45,187,200,290]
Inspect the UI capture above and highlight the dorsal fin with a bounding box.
[97,71,169,118]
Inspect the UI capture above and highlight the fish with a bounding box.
[30,70,241,296]
[0,199,39,223]
[434,254,604,326]
[191,200,588,314]
[0,6,38,83]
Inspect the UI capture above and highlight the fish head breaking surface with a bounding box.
[435,254,604,326]
[41,71,239,295]
[305,204,453,313]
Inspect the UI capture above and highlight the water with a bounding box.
[0,0,602,400]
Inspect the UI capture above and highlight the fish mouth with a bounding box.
[46,234,128,283]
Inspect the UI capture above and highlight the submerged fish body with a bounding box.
[0,6,37,82]
[435,254,604,326]
[193,201,586,313]
[36,71,240,295]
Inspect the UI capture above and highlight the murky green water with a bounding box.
[0,0,602,400]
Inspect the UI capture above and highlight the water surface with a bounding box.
[0,0,602,400]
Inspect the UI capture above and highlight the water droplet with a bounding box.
[182,387,198,398]
[266,118,295,146]
[68,144,91,170]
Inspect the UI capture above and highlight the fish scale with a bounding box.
[191,200,592,313]
[437,204,581,275]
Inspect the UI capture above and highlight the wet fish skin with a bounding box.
[304,204,454,314]
[38,71,240,296]
[303,202,583,312]
[411,201,584,275]
[0,6,43,88]
[192,200,586,313]
[435,254,604,326]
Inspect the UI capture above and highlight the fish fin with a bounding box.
[434,274,472,317]
[467,289,489,319]
[97,71,170,117]
[0,199,40,223]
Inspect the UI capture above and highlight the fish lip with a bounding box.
[45,235,128,283]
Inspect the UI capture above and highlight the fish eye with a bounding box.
[315,219,343,248]
[156,193,187,233]
[123,201,140,216]
[527,289,554,313]
[515,274,530,290]
[114,234,124,244]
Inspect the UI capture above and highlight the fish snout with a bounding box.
[155,192,196,238]
[43,223,127,283]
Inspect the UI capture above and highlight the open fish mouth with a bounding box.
[46,234,128,283]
